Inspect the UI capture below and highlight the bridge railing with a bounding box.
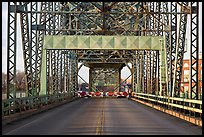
[132,92,202,118]
[2,92,76,117]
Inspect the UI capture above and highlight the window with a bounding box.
[184,70,189,75]
[183,70,189,82]
[184,86,188,93]
[201,69,202,81]
[184,63,189,67]
[184,75,189,82]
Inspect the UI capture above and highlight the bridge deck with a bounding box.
[2,98,202,135]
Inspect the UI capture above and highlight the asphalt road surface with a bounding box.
[2,98,202,135]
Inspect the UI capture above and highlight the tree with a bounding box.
[2,72,7,93]
[16,71,26,91]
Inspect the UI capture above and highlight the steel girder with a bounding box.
[46,50,50,95]
[172,2,189,97]
[69,51,78,93]
[190,2,199,100]
[19,2,32,97]
[45,50,75,95]
[7,2,17,99]
[132,51,137,93]
[33,2,48,96]
[162,2,170,96]
[152,51,159,95]
[30,2,38,96]
[64,51,69,93]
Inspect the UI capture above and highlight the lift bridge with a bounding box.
[2,2,202,131]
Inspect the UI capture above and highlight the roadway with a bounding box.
[2,97,202,135]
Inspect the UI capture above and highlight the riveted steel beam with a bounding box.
[172,2,189,97]
[7,2,17,99]
[190,2,199,100]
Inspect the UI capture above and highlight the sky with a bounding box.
[2,2,202,83]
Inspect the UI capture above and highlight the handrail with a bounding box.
[133,92,202,115]
[2,92,76,117]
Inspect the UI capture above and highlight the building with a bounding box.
[180,53,202,99]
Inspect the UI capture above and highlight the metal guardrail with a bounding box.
[2,92,75,117]
[132,92,202,117]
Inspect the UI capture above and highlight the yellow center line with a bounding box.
[95,113,101,135]
[95,100,105,135]
[101,109,105,134]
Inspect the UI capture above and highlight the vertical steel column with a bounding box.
[155,2,163,95]
[143,51,147,93]
[60,2,68,35]
[68,52,72,93]
[164,2,172,96]
[67,52,70,93]
[139,51,144,93]
[170,2,177,97]
[156,50,160,94]
[146,50,151,94]
[54,2,60,35]
[46,50,50,95]
[60,51,63,93]
[19,2,32,97]
[30,2,38,96]
[155,2,163,36]
[136,51,141,93]
[56,50,60,93]
[132,51,137,93]
[36,2,47,95]
[162,2,170,96]
[119,67,122,92]
[89,67,93,92]
[142,51,145,93]
[115,68,120,92]
[60,51,64,93]
[172,2,188,97]
[147,3,155,95]
[51,50,57,94]
[143,2,148,36]
[149,2,155,36]
[70,51,78,94]
[7,2,17,99]
[49,50,53,94]
[151,50,157,95]
[74,51,78,94]
[190,2,199,100]
[63,51,67,93]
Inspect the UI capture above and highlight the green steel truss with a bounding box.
[43,35,162,50]
[6,2,200,100]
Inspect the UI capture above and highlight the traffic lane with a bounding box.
[2,98,84,133]
[126,99,202,135]
[103,98,202,135]
[2,98,98,135]
[59,98,105,135]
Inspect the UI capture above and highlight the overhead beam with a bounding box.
[43,35,163,50]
